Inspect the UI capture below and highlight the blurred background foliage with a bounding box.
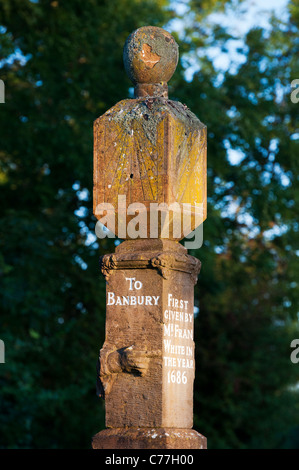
[0,0,298,448]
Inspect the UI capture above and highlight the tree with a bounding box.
[0,0,298,449]
[0,0,169,448]
[171,0,299,448]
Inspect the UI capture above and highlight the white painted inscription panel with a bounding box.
[163,293,194,386]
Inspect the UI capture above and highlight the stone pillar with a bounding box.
[92,26,207,450]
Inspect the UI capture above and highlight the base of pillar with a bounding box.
[92,428,207,449]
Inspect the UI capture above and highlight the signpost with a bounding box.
[92,26,207,449]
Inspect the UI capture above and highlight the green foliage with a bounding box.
[0,0,298,449]
[172,0,299,449]
[0,0,169,448]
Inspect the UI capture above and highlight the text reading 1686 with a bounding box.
[167,369,188,385]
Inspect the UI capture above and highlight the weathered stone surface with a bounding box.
[100,239,201,283]
[93,26,206,241]
[96,240,200,430]
[93,97,207,239]
[92,428,207,450]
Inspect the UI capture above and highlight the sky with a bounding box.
[170,0,289,76]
